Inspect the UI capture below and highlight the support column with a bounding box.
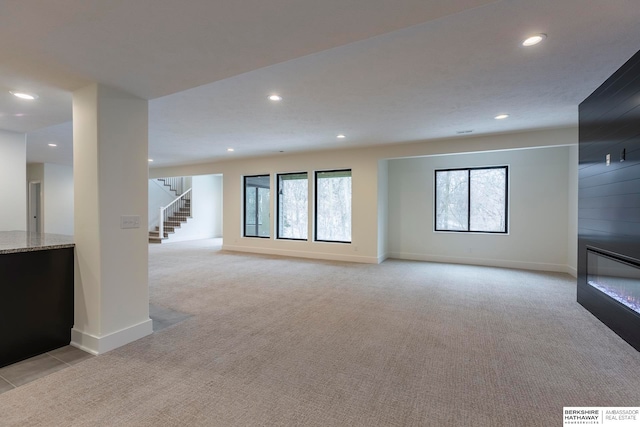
[0,130,26,230]
[71,83,152,354]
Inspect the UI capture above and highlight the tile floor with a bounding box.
[0,304,191,396]
[0,345,93,395]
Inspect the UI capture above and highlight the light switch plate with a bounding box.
[120,215,140,229]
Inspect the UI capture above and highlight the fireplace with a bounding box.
[578,248,640,351]
[587,249,640,315]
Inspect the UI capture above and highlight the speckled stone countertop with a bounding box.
[0,231,75,254]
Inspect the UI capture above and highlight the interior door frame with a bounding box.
[28,180,43,234]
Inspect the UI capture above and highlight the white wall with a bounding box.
[27,163,74,235]
[44,163,74,235]
[377,160,389,262]
[0,130,26,231]
[212,174,223,237]
[388,146,572,273]
[27,163,45,182]
[149,127,578,271]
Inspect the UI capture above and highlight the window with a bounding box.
[277,172,308,240]
[315,170,352,243]
[435,166,508,233]
[244,175,270,237]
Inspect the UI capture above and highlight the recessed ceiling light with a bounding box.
[48,143,57,147]
[494,114,510,120]
[456,130,473,134]
[10,91,38,100]
[148,159,153,162]
[268,95,282,101]
[227,148,235,152]
[337,134,346,139]
[522,33,546,47]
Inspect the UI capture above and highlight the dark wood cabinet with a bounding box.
[0,247,74,368]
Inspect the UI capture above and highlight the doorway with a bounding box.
[28,181,42,233]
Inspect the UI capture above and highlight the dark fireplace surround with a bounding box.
[578,247,640,351]
[577,49,640,352]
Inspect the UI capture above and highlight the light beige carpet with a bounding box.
[1,239,639,426]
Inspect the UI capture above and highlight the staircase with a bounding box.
[156,177,185,197]
[149,178,192,243]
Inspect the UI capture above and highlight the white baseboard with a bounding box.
[219,246,573,273]
[71,318,153,355]
[389,251,572,274]
[221,244,379,264]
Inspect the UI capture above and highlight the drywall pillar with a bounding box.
[71,83,152,354]
[0,130,26,231]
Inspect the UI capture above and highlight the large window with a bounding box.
[277,172,308,240]
[315,170,352,243]
[244,175,270,238]
[435,166,508,233]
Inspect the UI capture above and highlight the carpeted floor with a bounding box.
[1,238,639,426]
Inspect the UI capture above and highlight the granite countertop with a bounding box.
[0,231,75,254]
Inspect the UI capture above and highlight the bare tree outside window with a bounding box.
[315,170,352,242]
[435,166,508,233]
[435,170,469,230]
[278,173,308,240]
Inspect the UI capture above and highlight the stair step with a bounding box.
[155,226,178,233]
[148,237,165,243]
[162,221,183,227]
[149,231,170,238]
[168,216,190,222]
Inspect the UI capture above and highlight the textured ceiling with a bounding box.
[2,0,640,166]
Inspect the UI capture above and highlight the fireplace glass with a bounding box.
[587,249,640,315]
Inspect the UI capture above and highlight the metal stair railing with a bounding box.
[157,177,192,197]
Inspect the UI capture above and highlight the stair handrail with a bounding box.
[156,177,192,197]
[158,188,192,240]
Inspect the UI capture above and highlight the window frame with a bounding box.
[434,165,509,234]
[243,174,271,238]
[276,171,309,241]
[314,169,352,244]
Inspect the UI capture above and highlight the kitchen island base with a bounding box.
[1,246,74,368]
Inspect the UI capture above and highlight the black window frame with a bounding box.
[314,169,352,244]
[243,174,271,238]
[276,172,309,241]
[434,165,509,234]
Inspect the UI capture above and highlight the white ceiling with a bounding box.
[3,0,640,167]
